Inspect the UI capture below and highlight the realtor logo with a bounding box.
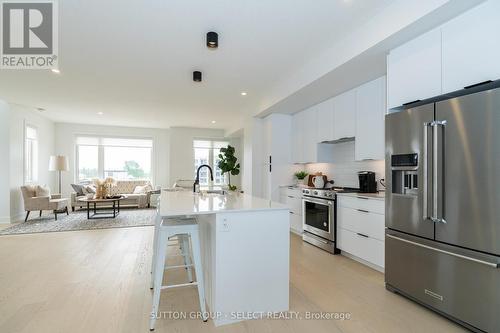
[1,0,58,69]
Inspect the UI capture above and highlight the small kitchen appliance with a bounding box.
[358,171,377,193]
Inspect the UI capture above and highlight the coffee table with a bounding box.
[78,196,126,219]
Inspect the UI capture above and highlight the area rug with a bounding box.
[0,208,155,236]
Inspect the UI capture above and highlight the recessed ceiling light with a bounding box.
[97,112,103,115]
[51,68,60,74]
[206,31,218,49]
[241,92,247,96]
[193,71,202,82]
[211,120,216,124]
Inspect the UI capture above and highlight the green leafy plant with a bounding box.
[217,145,240,191]
[294,171,308,180]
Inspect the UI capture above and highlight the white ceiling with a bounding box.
[0,0,397,130]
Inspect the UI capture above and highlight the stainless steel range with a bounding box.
[302,187,357,254]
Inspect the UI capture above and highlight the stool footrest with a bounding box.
[165,264,193,270]
[161,282,198,290]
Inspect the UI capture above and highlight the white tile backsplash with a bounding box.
[304,141,385,188]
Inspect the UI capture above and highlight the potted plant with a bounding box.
[294,171,308,186]
[217,145,240,191]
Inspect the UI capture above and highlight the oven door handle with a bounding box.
[302,197,334,206]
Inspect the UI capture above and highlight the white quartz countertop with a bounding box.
[159,190,289,217]
[336,191,385,201]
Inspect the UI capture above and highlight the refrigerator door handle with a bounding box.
[386,234,499,268]
[423,122,431,220]
[432,120,447,224]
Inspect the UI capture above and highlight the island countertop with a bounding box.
[159,190,289,217]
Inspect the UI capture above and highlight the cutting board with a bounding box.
[308,175,327,188]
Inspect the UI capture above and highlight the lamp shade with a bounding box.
[49,155,69,171]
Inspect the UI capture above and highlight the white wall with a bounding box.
[9,104,57,221]
[169,127,231,185]
[0,101,10,223]
[54,123,170,198]
[305,141,385,189]
[9,104,56,221]
[241,121,254,194]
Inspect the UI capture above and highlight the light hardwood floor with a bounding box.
[0,227,466,333]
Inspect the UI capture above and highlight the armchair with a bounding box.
[21,185,69,221]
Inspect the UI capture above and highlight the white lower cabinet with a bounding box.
[290,212,302,235]
[337,229,384,268]
[280,187,303,234]
[337,195,385,269]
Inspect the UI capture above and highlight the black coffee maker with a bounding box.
[358,171,377,193]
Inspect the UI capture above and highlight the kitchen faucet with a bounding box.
[193,164,214,192]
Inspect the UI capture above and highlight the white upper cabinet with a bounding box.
[333,90,356,140]
[387,28,442,109]
[291,106,335,164]
[355,77,386,161]
[442,0,500,93]
[302,106,318,163]
[291,111,304,163]
[316,98,335,142]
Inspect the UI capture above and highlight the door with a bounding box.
[333,90,356,140]
[291,112,304,163]
[355,76,386,161]
[435,88,500,256]
[387,27,442,108]
[303,197,333,241]
[385,104,434,239]
[302,107,318,163]
[386,230,500,333]
[316,98,335,142]
[441,0,500,94]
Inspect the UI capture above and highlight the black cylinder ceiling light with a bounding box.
[206,31,218,49]
[193,71,202,82]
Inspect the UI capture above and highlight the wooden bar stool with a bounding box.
[150,217,207,331]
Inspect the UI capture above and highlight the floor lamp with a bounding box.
[49,155,69,194]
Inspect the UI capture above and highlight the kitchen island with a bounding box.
[159,190,290,326]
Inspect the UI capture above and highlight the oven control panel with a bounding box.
[302,188,335,200]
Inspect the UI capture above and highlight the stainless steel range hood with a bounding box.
[321,136,355,144]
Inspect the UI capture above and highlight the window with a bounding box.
[24,125,38,183]
[76,136,153,182]
[193,140,229,186]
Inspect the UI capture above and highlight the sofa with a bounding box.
[71,180,153,211]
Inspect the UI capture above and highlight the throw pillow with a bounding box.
[35,185,51,197]
[71,184,85,196]
[133,185,146,194]
[83,185,96,194]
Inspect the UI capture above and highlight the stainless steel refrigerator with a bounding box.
[385,85,500,333]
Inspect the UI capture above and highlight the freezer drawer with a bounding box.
[385,232,500,332]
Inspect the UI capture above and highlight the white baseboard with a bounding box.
[341,251,384,273]
[290,227,302,236]
[0,216,12,224]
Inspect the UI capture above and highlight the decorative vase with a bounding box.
[95,184,107,199]
[297,179,305,186]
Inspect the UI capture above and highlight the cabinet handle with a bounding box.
[402,99,421,106]
[357,209,369,213]
[357,197,369,200]
[356,233,369,238]
[464,80,493,90]
[288,195,294,198]
[386,234,499,268]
